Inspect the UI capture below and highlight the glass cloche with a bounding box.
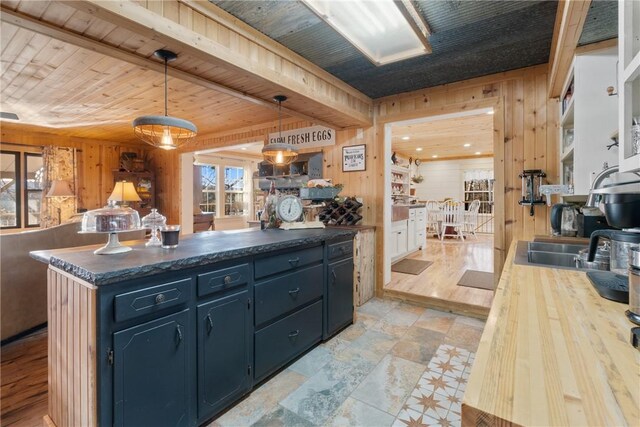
[141,208,166,247]
[80,200,142,255]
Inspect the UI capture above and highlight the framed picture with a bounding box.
[342,144,366,172]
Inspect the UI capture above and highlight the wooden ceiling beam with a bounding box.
[59,0,372,127]
[547,0,592,98]
[0,5,342,131]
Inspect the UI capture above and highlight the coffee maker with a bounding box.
[586,182,640,324]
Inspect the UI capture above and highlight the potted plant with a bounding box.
[411,175,424,184]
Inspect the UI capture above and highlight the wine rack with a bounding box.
[318,197,363,226]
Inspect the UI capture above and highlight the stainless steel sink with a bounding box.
[514,240,590,270]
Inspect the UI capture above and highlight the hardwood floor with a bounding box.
[385,234,494,318]
[1,328,48,427]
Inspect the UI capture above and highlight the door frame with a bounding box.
[376,97,505,294]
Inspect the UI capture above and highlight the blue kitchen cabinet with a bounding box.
[113,309,191,427]
[197,290,252,420]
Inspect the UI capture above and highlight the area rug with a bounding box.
[391,259,433,275]
[457,270,494,290]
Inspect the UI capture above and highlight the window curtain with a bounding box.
[463,169,493,181]
[40,146,77,228]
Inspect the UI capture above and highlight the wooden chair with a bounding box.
[464,199,481,239]
[425,200,441,237]
[440,200,465,241]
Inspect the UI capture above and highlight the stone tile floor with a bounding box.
[211,298,485,427]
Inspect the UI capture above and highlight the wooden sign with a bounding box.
[268,125,335,149]
[342,144,366,172]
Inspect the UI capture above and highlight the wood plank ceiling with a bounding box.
[391,112,494,161]
[1,21,280,143]
[0,0,372,145]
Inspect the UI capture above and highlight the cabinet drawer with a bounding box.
[254,300,322,381]
[409,209,416,218]
[114,278,190,322]
[328,240,353,260]
[255,264,323,327]
[254,246,322,279]
[197,263,250,298]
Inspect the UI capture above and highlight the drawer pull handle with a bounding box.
[223,275,233,285]
[288,330,300,339]
[331,270,337,283]
[176,325,183,344]
[206,314,213,334]
[288,288,300,297]
[155,294,166,304]
[288,257,300,265]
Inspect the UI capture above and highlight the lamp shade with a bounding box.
[108,181,142,203]
[262,142,299,165]
[46,180,75,198]
[132,115,197,150]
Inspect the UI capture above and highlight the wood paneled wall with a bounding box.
[1,123,153,211]
[375,64,559,288]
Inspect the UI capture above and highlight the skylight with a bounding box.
[302,0,431,66]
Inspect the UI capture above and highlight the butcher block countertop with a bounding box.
[462,241,639,427]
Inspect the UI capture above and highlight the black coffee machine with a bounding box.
[586,184,640,303]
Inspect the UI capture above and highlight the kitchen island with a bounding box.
[31,228,356,427]
[462,241,639,426]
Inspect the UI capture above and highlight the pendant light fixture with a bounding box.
[132,49,197,150]
[262,95,298,165]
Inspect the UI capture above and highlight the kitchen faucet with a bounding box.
[585,165,619,208]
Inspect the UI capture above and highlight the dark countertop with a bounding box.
[30,228,356,286]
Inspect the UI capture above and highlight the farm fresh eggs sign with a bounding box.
[268,125,335,149]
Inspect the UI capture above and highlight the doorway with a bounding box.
[382,105,502,317]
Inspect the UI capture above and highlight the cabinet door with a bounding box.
[198,291,251,419]
[113,310,190,427]
[398,228,408,255]
[408,218,416,251]
[327,258,354,336]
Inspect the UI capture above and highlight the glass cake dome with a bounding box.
[80,201,142,254]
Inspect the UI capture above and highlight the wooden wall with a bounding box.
[1,123,152,212]
[152,118,378,225]
[375,64,560,288]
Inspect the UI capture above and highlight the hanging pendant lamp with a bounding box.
[262,95,298,165]
[132,49,197,150]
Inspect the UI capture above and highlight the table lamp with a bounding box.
[46,180,75,224]
[108,181,142,206]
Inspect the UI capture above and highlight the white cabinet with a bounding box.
[618,0,640,173]
[408,208,426,251]
[408,212,417,251]
[391,220,408,261]
[560,47,619,195]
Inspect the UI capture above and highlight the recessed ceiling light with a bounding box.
[432,154,438,158]
[402,136,410,140]
[416,147,423,151]
[463,143,471,147]
[486,111,494,115]
[475,151,481,155]
[241,147,247,150]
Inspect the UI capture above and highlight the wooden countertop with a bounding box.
[462,241,639,426]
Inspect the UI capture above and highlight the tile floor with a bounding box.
[211,298,485,427]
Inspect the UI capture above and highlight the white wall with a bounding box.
[414,157,493,201]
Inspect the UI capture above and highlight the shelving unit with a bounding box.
[559,47,619,196]
[391,165,410,196]
[618,0,640,172]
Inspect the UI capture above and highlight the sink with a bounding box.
[514,241,590,270]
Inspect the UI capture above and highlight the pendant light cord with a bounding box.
[278,98,282,140]
[164,57,168,117]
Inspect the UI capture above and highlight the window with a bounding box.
[224,166,245,216]
[25,153,44,227]
[200,166,217,215]
[0,150,43,229]
[0,151,20,228]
